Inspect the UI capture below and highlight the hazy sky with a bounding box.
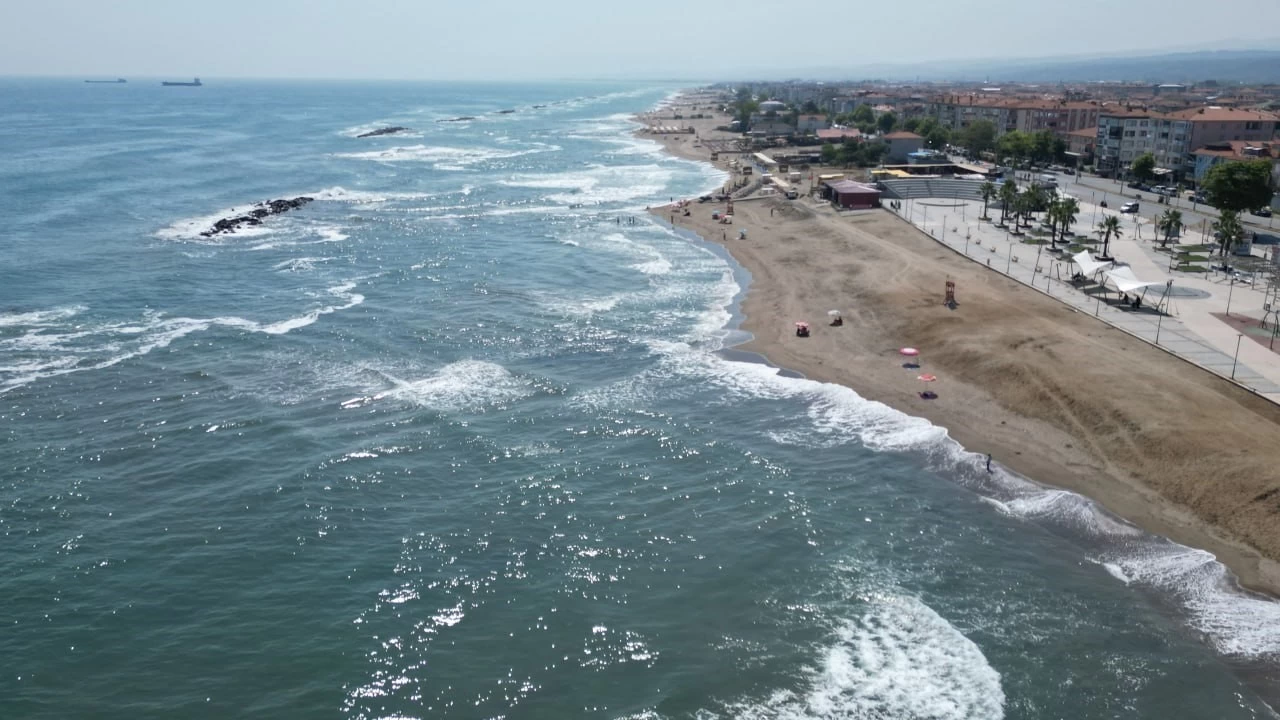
[3,0,1279,80]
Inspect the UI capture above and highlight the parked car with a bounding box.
[1255,207,1273,217]
[1061,167,1075,175]
[1190,193,1207,204]
[1120,202,1140,214]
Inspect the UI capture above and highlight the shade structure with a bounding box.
[1103,266,1163,294]
[1072,250,1113,277]
[899,347,919,357]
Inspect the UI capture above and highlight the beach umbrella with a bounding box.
[917,374,937,382]
[899,347,919,357]
[828,310,842,317]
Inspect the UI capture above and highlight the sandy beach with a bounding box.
[639,98,1280,597]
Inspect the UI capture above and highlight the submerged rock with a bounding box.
[356,126,412,138]
[199,196,314,237]
[438,116,477,123]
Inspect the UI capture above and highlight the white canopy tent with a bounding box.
[1103,266,1163,295]
[1072,250,1113,277]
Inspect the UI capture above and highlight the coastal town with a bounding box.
[640,80,1280,598]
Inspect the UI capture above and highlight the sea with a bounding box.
[1,78,1278,719]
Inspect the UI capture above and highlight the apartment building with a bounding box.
[1094,109,1152,175]
[925,95,1017,134]
[1166,107,1279,149]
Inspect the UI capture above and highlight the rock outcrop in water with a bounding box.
[438,116,477,123]
[199,197,314,237]
[356,126,412,138]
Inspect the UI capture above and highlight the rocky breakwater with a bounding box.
[356,126,412,138]
[200,197,314,238]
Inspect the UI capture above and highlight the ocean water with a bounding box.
[1,79,1277,719]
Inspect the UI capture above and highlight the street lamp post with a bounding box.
[1231,333,1243,380]
[1155,280,1172,344]
[1226,276,1236,317]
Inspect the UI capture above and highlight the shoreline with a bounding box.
[634,96,1280,603]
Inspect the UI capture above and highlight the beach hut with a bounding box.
[823,180,881,209]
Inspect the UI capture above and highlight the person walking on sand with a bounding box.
[986,454,993,473]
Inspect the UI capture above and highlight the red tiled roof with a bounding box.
[1164,106,1279,122]
[882,131,923,139]
[816,128,862,140]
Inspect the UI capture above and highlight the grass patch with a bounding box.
[1177,254,1210,263]
[1174,264,1209,273]
[1020,238,1050,245]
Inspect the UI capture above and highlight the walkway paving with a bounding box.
[890,197,1280,401]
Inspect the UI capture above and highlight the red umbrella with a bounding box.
[899,347,919,357]
[917,374,937,382]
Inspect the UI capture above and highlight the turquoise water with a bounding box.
[1,79,1277,719]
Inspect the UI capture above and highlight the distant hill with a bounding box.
[776,49,1280,85]
[951,49,1280,84]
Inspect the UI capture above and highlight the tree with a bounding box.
[1097,214,1123,258]
[998,131,1033,165]
[837,138,860,167]
[979,181,997,220]
[925,125,950,150]
[1213,209,1245,261]
[851,104,875,124]
[1157,208,1183,248]
[877,111,897,135]
[902,117,921,133]
[1031,131,1055,164]
[998,180,1018,226]
[1058,197,1080,242]
[1050,197,1080,244]
[801,100,820,114]
[1130,152,1156,183]
[821,143,838,165]
[959,120,997,158]
[1201,159,1274,213]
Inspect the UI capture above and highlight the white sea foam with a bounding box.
[501,163,675,208]
[344,360,533,412]
[0,283,364,395]
[717,595,1005,720]
[272,257,334,273]
[0,305,85,327]
[335,143,559,168]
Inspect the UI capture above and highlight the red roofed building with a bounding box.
[882,131,925,163]
[816,128,862,142]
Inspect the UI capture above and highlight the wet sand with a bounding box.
[640,101,1280,597]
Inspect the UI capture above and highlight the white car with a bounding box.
[1120,202,1139,213]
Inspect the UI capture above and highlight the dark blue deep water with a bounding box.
[1,79,1278,719]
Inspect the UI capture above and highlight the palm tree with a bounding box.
[1096,214,1123,258]
[1213,210,1244,263]
[1157,208,1183,248]
[1045,199,1064,242]
[979,181,997,220]
[1022,185,1046,228]
[998,181,1018,227]
[1058,197,1080,244]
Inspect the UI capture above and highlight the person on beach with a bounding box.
[986,454,993,473]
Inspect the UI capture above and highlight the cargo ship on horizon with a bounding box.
[161,78,202,87]
[85,78,127,84]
